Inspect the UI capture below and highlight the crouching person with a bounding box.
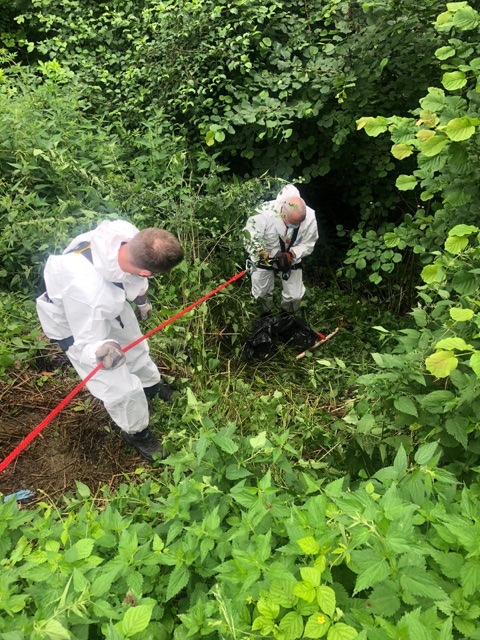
[36,219,184,462]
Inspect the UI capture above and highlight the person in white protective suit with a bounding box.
[243,184,319,314]
[36,220,184,462]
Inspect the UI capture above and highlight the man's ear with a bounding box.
[139,269,152,278]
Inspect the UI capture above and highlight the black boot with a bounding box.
[121,428,164,462]
[143,381,174,403]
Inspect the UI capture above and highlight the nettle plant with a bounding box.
[341,223,480,463]
[344,2,480,293]
[2,432,479,639]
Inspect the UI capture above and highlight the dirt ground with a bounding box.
[0,362,148,504]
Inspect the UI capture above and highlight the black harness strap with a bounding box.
[279,226,299,253]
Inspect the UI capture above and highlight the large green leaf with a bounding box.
[450,307,474,321]
[356,116,388,137]
[317,585,336,617]
[119,605,154,638]
[369,583,401,616]
[327,623,358,640]
[452,270,477,294]
[394,396,418,417]
[421,264,445,283]
[445,416,469,448]
[414,442,439,465]
[420,87,446,112]
[425,351,458,378]
[453,6,479,30]
[435,45,456,60]
[304,615,330,639]
[353,559,389,594]
[460,559,480,597]
[436,337,470,350]
[166,565,189,601]
[395,174,417,190]
[297,536,320,555]
[419,136,449,156]
[278,612,304,640]
[445,117,477,141]
[448,223,479,236]
[391,143,413,159]
[469,351,480,377]
[442,71,467,91]
[301,567,322,587]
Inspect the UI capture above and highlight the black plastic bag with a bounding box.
[244,315,318,359]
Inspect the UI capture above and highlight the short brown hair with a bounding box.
[129,228,184,273]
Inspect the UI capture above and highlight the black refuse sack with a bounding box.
[245,314,319,359]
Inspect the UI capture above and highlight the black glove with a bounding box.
[96,341,126,370]
[273,251,293,273]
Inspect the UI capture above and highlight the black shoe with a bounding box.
[143,382,174,403]
[121,428,164,462]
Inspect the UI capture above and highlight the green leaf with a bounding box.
[356,116,388,137]
[301,567,322,587]
[448,223,479,236]
[278,611,304,640]
[42,620,71,640]
[354,559,389,594]
[317,585,336,617]
[420,87,446,112]
[369,583,401,616]
[383,232,399,248]
[304,614,330,639]
[400,571,448,600]
[453,6,479,30]
[327,623,358,640]
[396,174,417,190]
[452,270,477,295]
[297,536,320,555]
[460,559,480,597]
[166,565,189,601]
[419,136,449,156]
[75,481,91,498]
[450,307,474,321]
[211,434,238,454]
[445,117,476,141]
[205,130,215,146]
[425,351,458,378]
[469,351,480,377]
[445,416,468,448]
[257,597,280,619]
[64,539,95,563]
[394,396,418,417]
[119,605,154,638]
[414,442,438,465]
[436,337,470,350]
[393,446,408,476]
[421,264,445,283]
[391,143,413,159]
[250,431,267,448]
[435,45,456,60]
[294,580,316,602]
[442,71,467,91]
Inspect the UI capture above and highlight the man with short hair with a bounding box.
[243,184,319,314]
[36,220,184,461]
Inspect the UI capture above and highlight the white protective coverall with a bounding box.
[36,220,160,434]
[244,185,319,312]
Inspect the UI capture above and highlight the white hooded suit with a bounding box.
[244,185,319,312]
[36,220,160,434]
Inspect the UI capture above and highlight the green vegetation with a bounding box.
[1,1,480,638]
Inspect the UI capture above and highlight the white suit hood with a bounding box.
[64,220,148,301]
[275,184,301,208]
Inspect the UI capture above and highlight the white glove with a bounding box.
[136,301,153,321]
[95,341,126,370]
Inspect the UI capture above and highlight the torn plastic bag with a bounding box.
[244,314,319,359]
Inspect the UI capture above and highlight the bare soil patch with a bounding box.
[0,365,147,503]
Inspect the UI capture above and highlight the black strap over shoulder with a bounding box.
[279,226,299,253]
